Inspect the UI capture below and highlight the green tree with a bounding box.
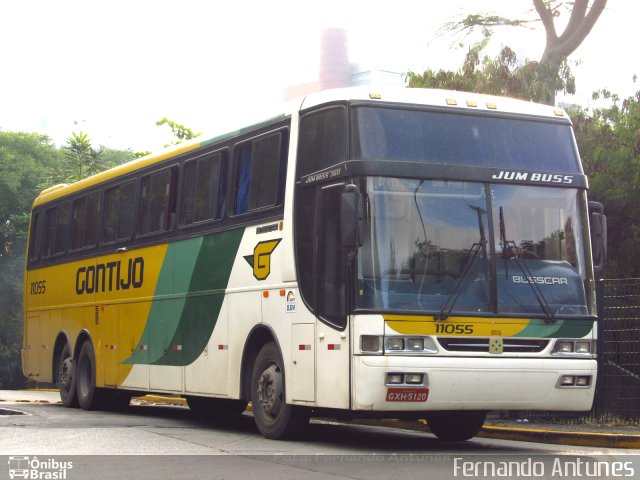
[156,117,201,146]
[63,130,92,181]
[435,0,607,104]
[0,129,134,388]
[570,84,640,276]
[0,131,62,388]
[50,131,134,185]
[406,42,576,103]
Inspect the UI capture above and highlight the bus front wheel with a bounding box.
[56,343,78,408]
[76,339,104,410]
[250,342,310,439]
[425,411,487,441]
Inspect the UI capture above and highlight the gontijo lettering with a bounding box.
[76,257,144,294]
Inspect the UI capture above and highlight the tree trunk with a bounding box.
[533,0,607,104]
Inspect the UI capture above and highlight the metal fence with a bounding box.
[592,278,640,421]
[504,278,640,424]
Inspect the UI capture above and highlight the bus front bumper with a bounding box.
[353,355,597,412]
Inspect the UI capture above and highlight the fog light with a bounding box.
[386,373,404,384]
[560,375,576,386]
[407,338,424,351]
[361,335,381,353]
[576,376,591,387]
[386,337,404,351]
[575,342,591,354]
[405,373,423,384]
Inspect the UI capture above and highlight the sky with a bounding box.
[0,0,637,152]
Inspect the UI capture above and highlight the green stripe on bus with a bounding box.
[514,319,594,339]
[123,228,244,366]
[154,228,244,365]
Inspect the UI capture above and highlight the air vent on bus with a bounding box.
[438,338,549,353]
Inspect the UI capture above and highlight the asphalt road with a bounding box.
[1,398,638,480]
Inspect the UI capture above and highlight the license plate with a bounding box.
[386,388,429,402]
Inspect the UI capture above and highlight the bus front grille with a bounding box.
[438,338,549,353]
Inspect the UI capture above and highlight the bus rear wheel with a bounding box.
[250,342,309,439]
[76,339,104,410]
[425,411,487,441]
[56,343,78,408]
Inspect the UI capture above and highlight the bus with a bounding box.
[23,87,606,441]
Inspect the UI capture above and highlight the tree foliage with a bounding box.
[406,42,575,103]
[440,0,607,104]
[0,130,133,388]
[0,132,61,387]
[570,85,640,276]
[156,117,201,146]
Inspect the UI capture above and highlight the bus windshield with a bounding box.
[353,106,580,173]
[356,178,592,318]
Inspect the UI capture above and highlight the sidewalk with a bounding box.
[2,390,639,448]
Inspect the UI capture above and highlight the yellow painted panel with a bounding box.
[385,315,531,337]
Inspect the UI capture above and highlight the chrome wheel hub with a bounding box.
[257,364,283,417]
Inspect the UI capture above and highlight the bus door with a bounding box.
[313,183,352,408]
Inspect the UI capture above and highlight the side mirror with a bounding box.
[341,184,364,248]
[588,201,607,276]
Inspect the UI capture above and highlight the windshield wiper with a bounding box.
[499,206,556,324]
[435,205,487,321]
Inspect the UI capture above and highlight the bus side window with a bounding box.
[139,167,178,235]
[182,151,227,225]
[104,180,137,243]
[71,192,100,250]
[42,203,71,258]
[28,212,43,262]
[42,207,58,258]
[234,131,288,215]
[297,106,347,178]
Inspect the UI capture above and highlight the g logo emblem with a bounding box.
[244,239,281,280]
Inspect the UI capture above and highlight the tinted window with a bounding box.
[234,131,287,214]
[353,107,580,173]
[71,192,100,250]
[104,180,137,243]
[28,212,43,262]
[140,167,178,235]
[42,207,58,258]
[182,151,226,225]
[298,107,348,178]
[317,184,347,327]
[294,186,317,309]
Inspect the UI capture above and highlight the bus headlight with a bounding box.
[386,337,405,351]
[384,336,438,354]
[551,339,595,357]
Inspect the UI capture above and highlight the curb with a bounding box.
[133,395,187,406]
[477,425,640,449]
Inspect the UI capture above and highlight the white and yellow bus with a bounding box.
[23,88,606,440]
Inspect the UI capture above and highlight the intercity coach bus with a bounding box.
[23,87,606,440]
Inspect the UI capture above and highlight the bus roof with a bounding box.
[299,87,568,119]
[33,87,567,207]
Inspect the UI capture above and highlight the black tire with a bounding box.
[186,396,247,420]
[76,340,105,410]
[425,411,487,441]
[250,342,310,439]
[56,342,78,408]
